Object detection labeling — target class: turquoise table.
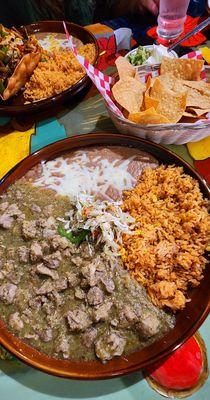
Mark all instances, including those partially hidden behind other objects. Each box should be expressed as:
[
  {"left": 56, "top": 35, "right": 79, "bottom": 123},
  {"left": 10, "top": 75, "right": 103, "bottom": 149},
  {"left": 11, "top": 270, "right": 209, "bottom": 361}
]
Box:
[{"left": 0, "top": 20, "right": 209, "bottom": 400}]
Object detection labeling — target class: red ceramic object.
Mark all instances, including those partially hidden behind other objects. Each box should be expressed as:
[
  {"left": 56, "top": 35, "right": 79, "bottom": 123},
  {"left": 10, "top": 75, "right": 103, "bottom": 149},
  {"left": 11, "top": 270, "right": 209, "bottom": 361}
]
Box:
[
  {"left": 195, "top": 159, "right": 210, "bottom": 186},
  {"left": 146, "top": 336, "right": 203, "bottom": 390}
]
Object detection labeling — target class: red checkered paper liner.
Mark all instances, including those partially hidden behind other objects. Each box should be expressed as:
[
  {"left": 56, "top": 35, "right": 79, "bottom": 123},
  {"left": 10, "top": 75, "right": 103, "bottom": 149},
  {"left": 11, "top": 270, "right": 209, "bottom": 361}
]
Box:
[
  {"left": 182, "top": 50, "right": 206, "bottom": 80},
  {"left": 63, "top": 22, "right": 208, "bottom": 124},
  {"left": 140, "top": 50, "right": 206, "bottom": 83},
  {"left": 63, "top": 22, "right": 123, "bottom": 117}
]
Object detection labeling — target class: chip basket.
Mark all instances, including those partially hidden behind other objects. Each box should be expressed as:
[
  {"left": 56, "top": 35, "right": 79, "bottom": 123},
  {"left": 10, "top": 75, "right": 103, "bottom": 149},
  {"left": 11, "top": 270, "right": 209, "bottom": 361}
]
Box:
[
  {"left": 105, "top": 57, "right": 210, "bottom": 145},
  {"left": 63, "top": 23, "right": 210, "bottom": 145},
  {"left": 105, "top": 103, "right": 210, "bottom": 145}
]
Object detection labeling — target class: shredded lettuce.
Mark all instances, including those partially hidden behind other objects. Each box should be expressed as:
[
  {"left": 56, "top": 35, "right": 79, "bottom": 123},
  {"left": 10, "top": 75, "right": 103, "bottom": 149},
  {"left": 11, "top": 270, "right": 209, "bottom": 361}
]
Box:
[{"left": 58, "top": 198, "right": 135, "bottom": 254}]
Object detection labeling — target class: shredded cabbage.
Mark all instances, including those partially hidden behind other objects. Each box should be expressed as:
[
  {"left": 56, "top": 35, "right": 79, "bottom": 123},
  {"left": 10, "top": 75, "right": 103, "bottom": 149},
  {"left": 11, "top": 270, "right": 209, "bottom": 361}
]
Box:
[{"left": 57, "top": 196, "right": 135, "bottom": 255}]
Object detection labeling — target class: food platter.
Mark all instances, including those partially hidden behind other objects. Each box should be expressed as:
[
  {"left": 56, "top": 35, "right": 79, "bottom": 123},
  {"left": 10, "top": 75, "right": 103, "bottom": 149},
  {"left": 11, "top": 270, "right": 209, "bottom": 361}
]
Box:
[
  {"left": 0, "top": 21, "right": 99, "bottom": 116},
  {"left": 0, "top": 133, "right": 209, "bottom": 379}
]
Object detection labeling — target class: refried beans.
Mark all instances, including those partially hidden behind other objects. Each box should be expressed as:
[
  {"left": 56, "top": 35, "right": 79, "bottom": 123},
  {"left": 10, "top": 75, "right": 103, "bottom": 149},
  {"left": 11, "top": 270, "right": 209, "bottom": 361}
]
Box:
[{"left": 23, "top": 146, "right": 158, "bottom": 201}]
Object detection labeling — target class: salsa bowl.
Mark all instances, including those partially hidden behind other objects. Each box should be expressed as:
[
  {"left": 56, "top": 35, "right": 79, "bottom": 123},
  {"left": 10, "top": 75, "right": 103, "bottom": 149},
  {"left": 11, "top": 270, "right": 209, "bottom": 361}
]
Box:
[{"left": 125, "top": 45, "right": 178, "bottom": 70}]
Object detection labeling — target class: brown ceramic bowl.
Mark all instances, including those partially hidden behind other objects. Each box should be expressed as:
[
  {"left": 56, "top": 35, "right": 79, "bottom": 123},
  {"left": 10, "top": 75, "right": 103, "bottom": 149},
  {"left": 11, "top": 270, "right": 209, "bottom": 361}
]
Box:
[
  {"left": 0, "top": 21, "right": 99, "bottom": 116},
  {"left": 0, "top": 133, "right": 209, "bottom": 379}
]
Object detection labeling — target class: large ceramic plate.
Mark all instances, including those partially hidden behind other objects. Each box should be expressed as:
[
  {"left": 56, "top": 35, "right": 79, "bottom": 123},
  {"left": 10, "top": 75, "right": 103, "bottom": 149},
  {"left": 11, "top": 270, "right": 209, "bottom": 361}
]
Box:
[
  {"left": 0, "top": 133, "right": 209, "bottom": 379},
  {"left": 0, "top": 21, "right": 99, "bottom": 116}
]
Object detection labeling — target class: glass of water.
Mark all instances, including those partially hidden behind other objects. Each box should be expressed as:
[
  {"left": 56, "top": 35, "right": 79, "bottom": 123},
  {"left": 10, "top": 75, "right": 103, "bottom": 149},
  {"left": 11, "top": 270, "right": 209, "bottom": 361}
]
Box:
[{"left": 157, "top": 0, "right": 191, "bottom": 40}]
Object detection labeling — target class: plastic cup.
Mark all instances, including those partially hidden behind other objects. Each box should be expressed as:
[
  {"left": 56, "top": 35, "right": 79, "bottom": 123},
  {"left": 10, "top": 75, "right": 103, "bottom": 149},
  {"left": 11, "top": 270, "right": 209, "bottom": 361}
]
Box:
[{"left": 157, "top": 0, "right": 191, "bottom": 40}]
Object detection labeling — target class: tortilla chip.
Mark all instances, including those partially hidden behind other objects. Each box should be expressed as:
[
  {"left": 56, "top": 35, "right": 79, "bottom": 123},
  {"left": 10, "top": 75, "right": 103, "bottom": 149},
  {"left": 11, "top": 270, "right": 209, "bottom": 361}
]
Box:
[
  {"left": 150, "top": 78, "right": 187, "bottom": 123},
  {"left": 182, "top": 79, "right": 210, "bottom": 91},
  {"left": 3, "top": 52, "right": 41, "bottom": 100},
  {"left": 181, "top": 79, "right": 210, "bottom": 97},
  {"left": 158, "top": 75, "right": 199, "bottom": 114},
  {"left": 183, "top": 111, "right": 199, "bottom": 118},
  {"left": 160, "top": 57, "right": 204, "bottom": 81},
  {"left": 144, "top": 92, "right": 159, "bottom": 110},
  {"left": 137, "top": 114, "right": 170, "bottom": 124},
  {"left": 146, "top": 75, "right": 152, "bottom": 90},
  {"left": 185, "top": 87, "right": 210, "bottom": 109},
  {"left": 162, "top": 76, "right": 210, "bottom": 110},
  {"left": 128, "top": 107, "right": 170, "bottom": 124},
  {"left": 146, "top": 75, "right": 156, "bottom": 89},
  {"left": 187, "top": 107, "right": 210, "bottom": 116},
  {"left": 129, "top": 107, "right": 157, "bottom": 122},
  {"left": 166, "top": 78, "right": 210, "bottom": 108},
  {"left": 141, "top": 76, "right": 158, "bottom": 110},
  {"left": 158, "top": 73, "right": 184, "bottom": 94},
  {"left": 115, "top": 56, "right": 135, "bottom": 80},
  {"left": 180, "top": 115, "right": 205, "bottom": 123},
  {"left": 112, "top": 77, "right": 145, "bottom": 113}
]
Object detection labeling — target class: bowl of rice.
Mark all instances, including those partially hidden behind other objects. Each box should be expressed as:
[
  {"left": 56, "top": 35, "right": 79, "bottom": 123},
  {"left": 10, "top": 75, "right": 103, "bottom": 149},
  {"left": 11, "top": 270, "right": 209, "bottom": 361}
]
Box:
[{"left": 0, "top": 21, "right": 99, "bottom": 115}]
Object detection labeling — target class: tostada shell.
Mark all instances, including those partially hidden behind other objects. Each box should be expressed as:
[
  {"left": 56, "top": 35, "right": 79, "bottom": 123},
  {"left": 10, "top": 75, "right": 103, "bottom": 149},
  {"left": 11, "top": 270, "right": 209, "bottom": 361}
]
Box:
[{"left": 2, "top": 51, "right": 41, "bottom": 100}]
